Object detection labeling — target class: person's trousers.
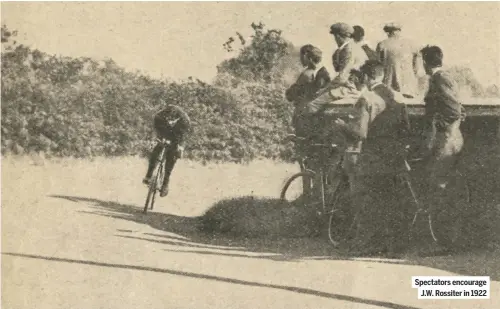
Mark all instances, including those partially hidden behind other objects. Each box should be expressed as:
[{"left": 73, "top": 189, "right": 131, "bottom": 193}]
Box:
[
  {"left": 424, "top": 120, "right": 464, "bottom": 187},
  {"left": 146, "top": 143, "right": 179, "bottom": 188}
]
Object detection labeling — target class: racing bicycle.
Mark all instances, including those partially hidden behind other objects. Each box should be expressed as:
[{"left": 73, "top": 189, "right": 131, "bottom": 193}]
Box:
[{"left": 143, "top": 138, "right": 173, "bottom": 213}]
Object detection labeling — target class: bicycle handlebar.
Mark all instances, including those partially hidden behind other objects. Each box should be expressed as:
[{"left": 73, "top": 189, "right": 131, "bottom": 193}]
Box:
[
  {"left": 284, "top": 134, "right": 338, "bottom": 149},
  {"left": 156, "top": 138, "right": 172, "bottom": 145}
]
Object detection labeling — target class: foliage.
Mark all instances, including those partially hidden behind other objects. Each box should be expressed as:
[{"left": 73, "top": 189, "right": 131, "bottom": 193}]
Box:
[
  {"left": 216, "top": 22, "right": 302, "bottom": 87},
  {"left": 446, "top": 66, "right": 485, "bottom": 98},
  {"left": 1, "top": 23, "right": 297, "bottom": 162},
  {"left": 485, "top": 84, "right": 500, "bottom": 98}
]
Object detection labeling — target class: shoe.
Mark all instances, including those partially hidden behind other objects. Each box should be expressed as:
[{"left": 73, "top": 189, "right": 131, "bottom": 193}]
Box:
[
  {"left": 142, "top": 177, "right": 151, "bottom": 185},
  {"left": 160, "top": 185, "right": 169, "bottom": 197}
]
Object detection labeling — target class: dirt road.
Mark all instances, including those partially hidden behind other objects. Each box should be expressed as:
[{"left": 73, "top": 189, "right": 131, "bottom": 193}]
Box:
[{"left": 2, "top": 157, "right": 499, "bottom": 309}]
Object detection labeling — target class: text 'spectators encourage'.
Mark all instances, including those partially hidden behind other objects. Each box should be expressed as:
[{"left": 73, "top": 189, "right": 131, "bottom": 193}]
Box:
[{"left": 411, "top": 276, "right": 490, "bottom": 299}]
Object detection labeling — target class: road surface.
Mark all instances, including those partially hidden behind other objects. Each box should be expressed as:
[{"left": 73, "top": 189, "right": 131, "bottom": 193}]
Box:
[{"left": 2, "top": 157, "right": 499, "bottom": 309}]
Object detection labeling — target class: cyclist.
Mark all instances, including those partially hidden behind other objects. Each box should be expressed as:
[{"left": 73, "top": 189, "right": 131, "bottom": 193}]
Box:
[
  {"left": 334, "top": 59, "right": 411, "bottom": 255},
  {"left": 143, "top": 103, "right": 191, "bottom": 197},
  {"left": 418, "top": 45, "right": 466, "bottom": 209}
]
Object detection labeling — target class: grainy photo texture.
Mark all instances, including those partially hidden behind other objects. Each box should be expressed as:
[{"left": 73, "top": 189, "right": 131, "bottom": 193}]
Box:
[{"left": 1, "top": 2, "right": 500, "bottom": 309}]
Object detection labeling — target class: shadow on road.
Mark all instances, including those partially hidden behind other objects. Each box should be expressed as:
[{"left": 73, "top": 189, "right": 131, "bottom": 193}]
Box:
[
  {"left": 50, "top": 194, "right": 500, "bottom": 280},
  {"left": 2, "top": 252, "right": 420, "bottom": 309},
  {"left": 50, "top": 194, "right": 339, "bottom": 260}
]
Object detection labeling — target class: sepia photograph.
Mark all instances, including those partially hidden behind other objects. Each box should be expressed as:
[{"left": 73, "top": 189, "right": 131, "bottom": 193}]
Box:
[{"left": 1, "top": 1, "right": 500, "bottom": 308}]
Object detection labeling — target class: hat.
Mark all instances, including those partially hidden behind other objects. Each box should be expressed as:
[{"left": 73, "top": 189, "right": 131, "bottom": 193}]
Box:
[
  {"left": 329, "top": 23, "right": 354, "bottom": 36},
  {"left": 383, "top": 22, "right": 402, "bottom": 32}
]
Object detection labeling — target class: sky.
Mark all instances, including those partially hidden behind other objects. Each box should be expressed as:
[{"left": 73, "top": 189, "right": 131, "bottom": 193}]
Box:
[{"left": 2, "top": 2, "right": 500, "bottom": 86}]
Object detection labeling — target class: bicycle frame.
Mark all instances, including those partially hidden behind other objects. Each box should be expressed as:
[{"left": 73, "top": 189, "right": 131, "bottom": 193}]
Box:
[
  {"left": 398, "top": 145, "right": 469, "bottom": 247},
  {"left": 143, "top": 138, "right": 173, "bottom": 213},
  {"left": 287, "top": 134, "right": 345, "bottom": 214}
]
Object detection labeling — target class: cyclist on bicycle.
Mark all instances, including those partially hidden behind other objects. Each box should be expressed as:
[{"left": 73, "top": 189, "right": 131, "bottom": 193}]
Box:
[
  {"left": 334, "top": 59, "right": 412, "bottom": 255},
  {"left": 143, "top": 103, "right": 191, "bottom": 197}
]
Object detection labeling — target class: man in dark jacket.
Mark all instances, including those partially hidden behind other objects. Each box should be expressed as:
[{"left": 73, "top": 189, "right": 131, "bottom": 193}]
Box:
[
  {"left": 334, "top": 60, "right": 411, "bottom": 255},
  {"left": 419, "top": 45, "right": 466, "bottom": 204},
  {"left": 143, "top": 103, "right": 191, "bottom": 197},
  {"left": 286, "top": 44, "right": 331, "bottom": 141}
]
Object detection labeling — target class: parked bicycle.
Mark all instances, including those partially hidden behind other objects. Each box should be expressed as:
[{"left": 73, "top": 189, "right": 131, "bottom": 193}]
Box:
[
  {"left": 398, "top": 145, "right": 471, "bottom": 249},
  {"left": 143, "top": 138, "right": 173, "bottom": 213},
  {"left": 280, "top": 134, "right": 355, "bottom": 246}
]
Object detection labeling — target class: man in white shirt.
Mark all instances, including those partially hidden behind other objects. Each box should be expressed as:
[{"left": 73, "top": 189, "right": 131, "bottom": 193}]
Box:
[{"left": 376, "top": 23, "right": 421, "bottom": 98}]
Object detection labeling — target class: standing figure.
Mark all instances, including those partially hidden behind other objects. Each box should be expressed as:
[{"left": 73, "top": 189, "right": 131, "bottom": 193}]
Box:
[
  {"left": 419, "top": 45, "right": 466, "bottom": 206},
  {"left": 376, "top": 23, "right": 421, "bottom": 97}
]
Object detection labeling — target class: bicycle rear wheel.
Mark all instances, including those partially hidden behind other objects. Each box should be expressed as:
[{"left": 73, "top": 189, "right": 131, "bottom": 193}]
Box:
[
  {"left": 327, "top": 175, "right": 355, "bottom": 246},
  {"left": 428, "top": 172, "right": 470, "bottom": 249},
  {"left": 280, "top": 171, "right": 314, "bottom": 203}
]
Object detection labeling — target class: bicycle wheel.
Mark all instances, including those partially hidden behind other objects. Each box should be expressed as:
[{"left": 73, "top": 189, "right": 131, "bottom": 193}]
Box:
[
  {"left": 150, "top": 160, "right": 165, "bottom": 211},
  {"left": 428, "top": 172, "right": 470, "bottom": 249},
  {"left": 327, "top": 175, "right": 355, "bottom": 246},
  {"left": 398, "top": 174, "right": 421, "bottom": 244},
  {"left": 143, "top": 149, "right": 166, "bottom": 213},
  {"left": 280, "top": 171, "right": 314, "bottom": 203}
]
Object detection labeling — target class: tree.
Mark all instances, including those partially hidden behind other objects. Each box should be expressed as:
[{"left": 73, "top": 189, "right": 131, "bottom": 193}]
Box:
[
  {"left": 216, "top": 22, "right": 300, "bottom": 85},
  {"left": 485, "top": 84, "right": 500, "bottom": 98},
  {"left": 447, "top": 66, "right": 485, "bottom": 97},
  {"left": 1, "top": 24, "right": 19, "bottom": 52}
]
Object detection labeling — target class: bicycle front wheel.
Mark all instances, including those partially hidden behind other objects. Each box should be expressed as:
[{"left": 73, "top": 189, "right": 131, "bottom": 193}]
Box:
[
  {"left": 280, "top": 171, "right": 314, "bottom": 203},
  {"left": 144, "top": 154, "right": 165, "bottom": 213},
  {"left": 428, "top": 172, "right": 470, "bottom": 249}
]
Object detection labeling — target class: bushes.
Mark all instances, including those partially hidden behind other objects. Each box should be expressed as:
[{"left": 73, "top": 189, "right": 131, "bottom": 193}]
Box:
[{"left": 1, "top": 45, "right": 297, "bottom": 162}]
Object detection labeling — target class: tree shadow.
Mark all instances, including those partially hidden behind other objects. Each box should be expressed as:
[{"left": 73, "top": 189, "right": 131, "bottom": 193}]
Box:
[
  {"left": 2, "top": 252, "right": 420, "bottom": 309},
  {"left": 50, "top": 194, "right": 340, "bottom": 260},
  {"left": 50, "top": 194, "right": 500, "bottom": 280}
]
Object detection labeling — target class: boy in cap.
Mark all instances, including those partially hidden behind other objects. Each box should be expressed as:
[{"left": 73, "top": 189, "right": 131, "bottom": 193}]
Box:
[
  {"left": 305, "top": 23, "right": 364, "bottom": 115},
  {"left": 330, "top": 22, "right": 361, "bottom": 92},
  {"left": 376, "top": 22, "right": 421, "bottom": 98}
]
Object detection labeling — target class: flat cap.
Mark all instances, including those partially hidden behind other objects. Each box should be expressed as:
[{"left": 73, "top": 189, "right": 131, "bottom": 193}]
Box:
[
  {"left": 383, "top": 22, "right": 402, "bottom": 32},
  {"left": 329, "top": 23, "right": 354, "bottom": 36}
]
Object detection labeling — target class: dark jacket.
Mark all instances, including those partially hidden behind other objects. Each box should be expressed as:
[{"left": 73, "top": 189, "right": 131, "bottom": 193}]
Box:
[
  {"left": 286, "top": 66, "right": 331, "bottom": 104},
  {"left": 424, "top": 69, "right": 466, "bottom": 131},
  {"left": 153, "top": 105, "right": 191, "bottom": 145}
]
